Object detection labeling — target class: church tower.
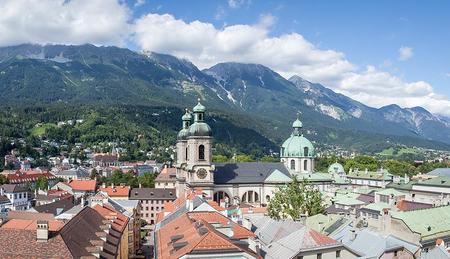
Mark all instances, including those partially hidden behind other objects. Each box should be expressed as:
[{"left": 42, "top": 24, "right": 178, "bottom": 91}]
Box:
[
  {"left": 175, "top": 109, "right": 191, "bottom": 167},
  {"left": 280, "top": 114, "right": 315, "bottom": 174},
  {"left": 176, "top": 99, "right": 215, "bottom": 198}
]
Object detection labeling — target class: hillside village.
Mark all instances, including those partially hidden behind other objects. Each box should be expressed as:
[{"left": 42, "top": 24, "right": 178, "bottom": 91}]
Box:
[{"left": 0, "top": 101, "right": 450, "bottom": 258}]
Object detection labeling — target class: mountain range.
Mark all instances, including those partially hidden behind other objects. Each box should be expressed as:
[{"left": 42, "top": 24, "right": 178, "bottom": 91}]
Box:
[{"left": 0, "top": 44, "right": 449, "bottom": 153}]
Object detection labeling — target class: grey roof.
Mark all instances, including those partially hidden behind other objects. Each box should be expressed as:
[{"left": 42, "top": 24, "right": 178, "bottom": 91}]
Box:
[
  {"left": 213, "top": 162, "right": 291, "bottom": 184},
  {"left": 247, "top": 216, "right": 345, "bottom": 259},
  {"left": 56, "top": 168, "right": 89, "bottom": 178},
  {"left": 107, "top": 198, "right": 139, "bottom": 217},
  {"left": 0, "top": 184, "right": 28, "bottom": 193},
  {"left": 420, "top": 245, "right": 450, "bottom": 259},
  {"left": 33, "top": 198, "right": 75, "bottom": 216},
  {"left": 0, "top": 195, "right": 10, "bottom": 204},
  {"left": 427, "top": 168, "right": 450, "bottom": 177},
  {"left": 331, "top": 228, "right": 419, "bottom": 258},
  {"left": 129, "top": 188, "right": 176, "bottom": 200}
]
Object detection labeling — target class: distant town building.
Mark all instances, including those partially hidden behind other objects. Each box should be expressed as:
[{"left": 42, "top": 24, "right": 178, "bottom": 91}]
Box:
[{"left": 129, "top": 188, "right": 176, "bottom": 224}]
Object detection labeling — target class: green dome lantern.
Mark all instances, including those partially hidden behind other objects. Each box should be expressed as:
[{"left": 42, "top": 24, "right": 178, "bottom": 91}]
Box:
[
  {"left": 177, "top": 108, "right": 192, "bottom": 140},
  {"left": 280, "top": 114, "right": 315, "bottom": 157},
  {"left": 188, "top": 99, "right": 212, "bottom": 137}
]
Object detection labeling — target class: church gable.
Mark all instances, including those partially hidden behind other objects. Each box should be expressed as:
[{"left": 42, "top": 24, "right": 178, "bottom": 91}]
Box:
[{"left": 264, "top": 169, "right": 293, "bottom": 183}]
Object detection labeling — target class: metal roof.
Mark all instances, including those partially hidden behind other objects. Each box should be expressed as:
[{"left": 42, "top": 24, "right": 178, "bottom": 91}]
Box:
[{"left": 213, "top": 162, "right": 291, "bottom": 184}]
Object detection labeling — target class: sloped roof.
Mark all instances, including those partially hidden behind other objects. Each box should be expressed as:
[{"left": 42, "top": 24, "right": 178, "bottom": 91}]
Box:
[
  {"left": 33, "top": 198, "right": 75, "bottom": 216},
  {"left": 333, "top": 228, "right": 419, "bottom": 258},
  {"left": 427, "top": 168, "right": 450, "bottom": 177},
  {"left": 156, "top": 213, "right": 257, "bottom": 258},
  {"left": 1, "top": 218, "right": 64, "bottom": 232},
  {"left": 265, "top": 169, "right": 293, "bottom": 183},
  {"left": 187, "top": 211, "right": 255, "bottom": 239},
  {"left": 420, "top": 245, "right": 450, "bottom": 259},
  {"left": 0, "top": 184, "right": 28, "bottom": 193},
  {"left": 0, "top": 229, "right": 73, "bottom": 258},
  {"left": 391, "top": 205, "right": 450, "bottom": 241},
  {"left": 68, "top": 179, "right": 96, "bottom": 191},
  {"left": 251, "top": 216, "right": 342, "bottom": 259},
  {"left": 214, "top": 162, "right": 290, "bottom": 184},
  {"left": 129, "top": 188, "right": 176, "bottom": 200},
  {"left": 396, "top": 200, "right": 433, "bottom": 212},
  {"left": 100, "top": 185, "right": 130, "bottom": 197}
]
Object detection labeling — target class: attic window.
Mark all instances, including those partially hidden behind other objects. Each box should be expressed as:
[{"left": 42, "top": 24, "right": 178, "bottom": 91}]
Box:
[
  {"left": 173, "top": 241, "right": 188, "bottom": 251},
  {"left": 170, "top": 234, "right": 184, "bottom": 243},
  {"left": 150, "top": 192, "right": 154, "bottom": 196},
  {"left": 198, "top": 227, "right": 208, "bottom": 235},
  {"left": 428, "top": 226, "right": 432, "bottom": 231}
]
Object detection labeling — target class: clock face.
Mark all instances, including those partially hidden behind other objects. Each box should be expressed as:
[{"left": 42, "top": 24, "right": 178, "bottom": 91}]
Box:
[{"left": 196, "top": 168, "right": 208, "bottom": 179}]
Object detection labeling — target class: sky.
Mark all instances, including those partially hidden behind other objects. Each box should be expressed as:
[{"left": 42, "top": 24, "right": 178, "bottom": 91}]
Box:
[{"left": 1, "top": 0, "right": 450, "bottom": 115}]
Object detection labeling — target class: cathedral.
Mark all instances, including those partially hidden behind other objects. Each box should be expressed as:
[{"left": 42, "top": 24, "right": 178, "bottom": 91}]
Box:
[{"left": 174, "top": 100, "right": 333, "bottom": 206}]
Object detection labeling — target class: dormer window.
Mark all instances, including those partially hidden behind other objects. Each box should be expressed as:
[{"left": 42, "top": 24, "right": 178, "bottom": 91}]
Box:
[{"left": 290, "top": 160, "right": 295, "bottom": 170}]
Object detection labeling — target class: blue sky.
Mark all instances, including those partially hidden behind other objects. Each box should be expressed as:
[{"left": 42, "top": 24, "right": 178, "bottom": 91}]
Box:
[
  {"left": 128, "top": 0, "right": 450, "bottom": 98},
  {"left": 1, "top": 0, "right": 449, "bottom": 115}
]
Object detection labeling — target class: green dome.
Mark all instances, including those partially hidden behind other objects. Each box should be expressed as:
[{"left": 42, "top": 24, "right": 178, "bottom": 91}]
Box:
[
  {"left": 281, "top": 135, "right": 315, "bottom": 157},
  {"left": 182, "top": 111, "right": 192, "bottom": 121},
  {"left": 177, "top": 128, "right": 189, "bottom": 140},
  {"left": 292, "top": 118, "right": 303, "bottom": 128},
  {"left": 328, "top": 162, "right": 345, "bottom": 174},
  {"left": 193, "top": 100, "right": 206, "bottom": 113},
  {"left": 188, "top": 122, "right": 212, "bottom": 137}
]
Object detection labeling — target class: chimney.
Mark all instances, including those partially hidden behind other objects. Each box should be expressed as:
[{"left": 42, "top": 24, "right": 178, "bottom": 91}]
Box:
[
  {"left": 139, "top": 183, "right": 142, "bottom": 188},
  {"left": 111, "top": 183, "right": 114, "bottom": 188},
  {"left": 350, "top": 229, "right": 357, "bottom": 241},
  {"left": 299, "top": 214, "right": 307, "bottom": 225},
  {"left": 36, "top": 220, "right": 49, "bottom": 242},
  {"left": 0, "top": 187, "right": 3, "bottom": 196},
  {"left": 102, "top": 182, "right": 106, "bottom": 188}
]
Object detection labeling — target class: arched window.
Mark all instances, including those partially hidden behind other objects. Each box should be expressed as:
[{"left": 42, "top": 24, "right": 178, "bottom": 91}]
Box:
[
  {"left": 242, "top": 191, "right": 259, "bottom": 203},
  {"left": 199, "top": 145, "right": 205, "bottom": 160},
  {"left": 213, "top": 191, "right": 230, "bottom": 203},
  {"left": 304, "top": 147, "right": 309, "bottom": 157},
  {"left": 304, "top": 160, "right": 308, "bottom": 171},
  {"left": 265, "top": 195, "right": 271, "bottom": 202},
  {"left": 290, "top": 159, "right": 295, "bottom": 170}
]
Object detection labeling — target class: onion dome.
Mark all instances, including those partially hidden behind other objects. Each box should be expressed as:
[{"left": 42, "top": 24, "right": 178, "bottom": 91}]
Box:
[
  {"left": 177, "top": 109, "right": 192, "bottom": 140},
  {"left": 280, "top": 114, "right": 315, "bottom": 157},
  {"left": 188, "top": 99, "right": 212, "bottom": 137}
]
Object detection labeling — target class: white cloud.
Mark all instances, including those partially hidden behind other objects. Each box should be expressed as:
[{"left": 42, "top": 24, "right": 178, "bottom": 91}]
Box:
[
  {"left": 133, "top": 13, "right": 450, "bottom": 115},
  {"left": 228, "top": 0, "right": 251, "bottom": 9},
  {"left": 0, "top": 0, "right": 131, "bottom": 47},
  {"left": 398, "top": 46, "right": 413, "bottom": 61}
]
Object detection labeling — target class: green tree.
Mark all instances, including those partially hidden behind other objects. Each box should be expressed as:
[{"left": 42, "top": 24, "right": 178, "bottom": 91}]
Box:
[
  {"left": 344, "top": 156, "right": 379, "bottom": 172},
  {"left": 90, "top": 168, "right": 98, "bottom": 180},
  {"left": 0, "top": 174, "right": 8, "bottom": 185},
  {"left": 138, "top": 172, "right": 156, "bottom": 188},
  {"left": 213, "top": 155, "right": 229, "bottom": 163},
  {"left": 235, "top": 154, "right": 253, "bottom": 162},
  {"left": 382, "top": 160, "right": 415, "bottom": 176},
  {"left": 268, "top": 178, "right": 324, "bottom": 220},
  {"left": 260, "top": 156, "right": 279, "bottom": 163},
  {"left": 36, "top": 176, "right": 48, "bottom": 190}
]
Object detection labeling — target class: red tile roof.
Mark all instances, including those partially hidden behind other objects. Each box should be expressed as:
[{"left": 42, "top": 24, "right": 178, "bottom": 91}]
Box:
[
  {"left": 6, "top": 170, "right": 56, "bottom": 184},
  {"left": 99, "top": 185, "right": 130, "bottom": 197},
  {"left": 1, "top": 219, "right": 64, "bottom": 232},
  {"left": 156, "top": 214, "right": 257, "bottom": 258},
  {"left": 0, "top": 229, "right": 73, "bottom": 259},
  {"left": 187, "top": 211, "right": 255, "bottom": 240},
  {"left": 93, "top": 204, "right": 129, "bottom": 233},
  {"left": 206, "top": 201, "right": 226, "bottom": 211},
  {"left": 396, "top": 200, "right": 433, "bottom": 211},
  {"left": 68, "top": 179, "right": 97, "bottom": 191}
]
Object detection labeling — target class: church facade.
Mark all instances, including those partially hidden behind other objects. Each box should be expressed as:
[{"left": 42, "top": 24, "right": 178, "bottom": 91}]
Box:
[{"left": 174, "top": 100, "right": 333, "bottom": 207}]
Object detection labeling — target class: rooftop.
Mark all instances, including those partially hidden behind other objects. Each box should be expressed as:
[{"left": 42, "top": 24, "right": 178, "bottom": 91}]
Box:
[
  {"left": 99, "top": 185, "right": 130, "bottom": 197},
  {"left": 391, "top": 205, "right": 450, "bottom": 241},
  {"left": 67, "top": 179, "right": 97, "bottom": 191},
  {"left": 129, "top": 188, "right": 176, "bottom": 200}
]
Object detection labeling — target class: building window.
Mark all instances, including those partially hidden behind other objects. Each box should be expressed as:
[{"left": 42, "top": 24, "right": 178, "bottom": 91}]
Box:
[
  {"left": 304, "top": 160, "right": 308, "bottom": 171},
  {"left": 242, "top": 191, "right": 259, "bottom": 203},
  {"left": 304, "top": 147, "right": 309, "bottom": 157},
  {"left": 185, "top": 147, "right": 188, "bottom": 161},
  {"left": 266, "top": 195, "right": 271, "bottom": 202},
  {"left": 317, "top": 253, "right": 322, "bottom": 259},
  {"left": 336, "top": 250, "right": 341, "bottom": 258},
  {"left": 290, "top": 160, "right": 295, "bottom": 170},
  {"left": 199, "top": 145, "right": 205, "bottom": 160}
]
